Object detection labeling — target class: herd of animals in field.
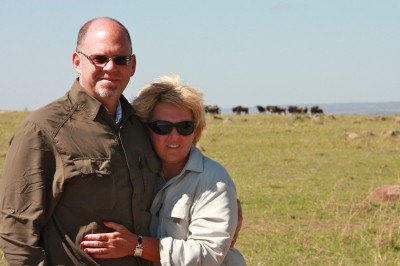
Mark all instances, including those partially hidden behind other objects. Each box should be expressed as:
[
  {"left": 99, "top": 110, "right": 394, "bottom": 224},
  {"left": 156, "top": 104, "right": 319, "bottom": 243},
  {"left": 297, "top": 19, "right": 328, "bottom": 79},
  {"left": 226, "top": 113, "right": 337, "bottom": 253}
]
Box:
[{"left": 204, "top": 105, "right": 324, "bottom": 115}]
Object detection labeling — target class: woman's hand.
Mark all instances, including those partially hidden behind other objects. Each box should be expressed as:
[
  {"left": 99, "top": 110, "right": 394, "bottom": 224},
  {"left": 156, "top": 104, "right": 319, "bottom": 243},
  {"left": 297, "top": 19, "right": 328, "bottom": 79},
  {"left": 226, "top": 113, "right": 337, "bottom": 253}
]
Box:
[
  {"left": 80, "top": 221, "right": 137, "bottom": 259},
  {"left": 231, "top": 199, "right": 243, "bottom": 247}
]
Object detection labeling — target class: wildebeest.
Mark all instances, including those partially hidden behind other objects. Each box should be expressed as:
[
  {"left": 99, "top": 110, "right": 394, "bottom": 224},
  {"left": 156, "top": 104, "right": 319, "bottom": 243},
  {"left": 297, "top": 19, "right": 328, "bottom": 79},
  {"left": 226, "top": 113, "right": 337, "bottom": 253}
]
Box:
[
  {"left": 287, "top": 106, "right": 308, "bottom": 114},
  {"left": 232, "top": 105, "right": 249, "bottom": 115},
  {"left": 310, "top": 105, "right": 324, "bottom": 115},
  {"left": 256, "top": 105, "right": 266, "bottom": 113},
  {"left": 205, "top": 105, "right": 220, "bottom": 114},
  {"left": 266, "top": 105, "right": 286, "bottom": 114}
]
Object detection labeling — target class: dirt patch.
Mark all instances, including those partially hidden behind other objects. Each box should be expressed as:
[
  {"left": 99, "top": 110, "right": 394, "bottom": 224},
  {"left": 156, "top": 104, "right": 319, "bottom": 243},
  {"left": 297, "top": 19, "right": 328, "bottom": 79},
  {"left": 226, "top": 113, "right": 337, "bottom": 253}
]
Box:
[{"left": 367, "top": 184, "right": 400, "bottom": 202}]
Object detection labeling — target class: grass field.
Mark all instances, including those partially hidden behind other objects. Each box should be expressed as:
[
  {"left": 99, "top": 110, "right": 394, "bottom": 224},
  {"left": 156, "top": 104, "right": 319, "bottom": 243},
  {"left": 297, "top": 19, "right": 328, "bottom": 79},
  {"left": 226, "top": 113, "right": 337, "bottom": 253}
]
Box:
[{"left": 2, "top": 111, "right": 400, "bottom": 265}]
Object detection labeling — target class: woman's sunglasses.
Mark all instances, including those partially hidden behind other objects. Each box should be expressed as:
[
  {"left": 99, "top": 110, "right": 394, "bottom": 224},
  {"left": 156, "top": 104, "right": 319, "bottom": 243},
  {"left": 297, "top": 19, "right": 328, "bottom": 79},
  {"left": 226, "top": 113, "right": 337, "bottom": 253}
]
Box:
[{"left": 148, "top": 120, "right": 195, "bottom": 136}]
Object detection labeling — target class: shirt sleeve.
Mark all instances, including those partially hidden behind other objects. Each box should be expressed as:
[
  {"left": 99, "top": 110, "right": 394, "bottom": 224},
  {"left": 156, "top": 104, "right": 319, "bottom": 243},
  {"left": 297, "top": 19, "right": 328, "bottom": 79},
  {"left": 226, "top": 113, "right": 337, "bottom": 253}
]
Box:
[
  {"left": 159, "top": 178, "right": 238, "bottom": 266},
  {"left": 0, "top": 121, "right": 57, "bottom": 265},
  {"left": 221, "top": 247, "right": 247, "bottom": 266}
]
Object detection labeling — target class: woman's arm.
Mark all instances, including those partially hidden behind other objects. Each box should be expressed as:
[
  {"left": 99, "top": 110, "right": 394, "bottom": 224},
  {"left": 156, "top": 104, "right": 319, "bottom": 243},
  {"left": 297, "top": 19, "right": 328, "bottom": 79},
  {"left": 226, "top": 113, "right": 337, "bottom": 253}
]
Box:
[{"left": 80, "top": 221, "right": 160, "bottom": 262}]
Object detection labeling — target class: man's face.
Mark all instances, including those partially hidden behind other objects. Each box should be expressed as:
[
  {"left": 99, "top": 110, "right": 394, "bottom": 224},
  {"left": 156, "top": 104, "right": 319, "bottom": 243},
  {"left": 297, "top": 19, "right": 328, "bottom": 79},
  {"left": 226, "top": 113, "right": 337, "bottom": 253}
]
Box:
[{"left": 73, "top": 20, "right": 135, "bottom": 108}]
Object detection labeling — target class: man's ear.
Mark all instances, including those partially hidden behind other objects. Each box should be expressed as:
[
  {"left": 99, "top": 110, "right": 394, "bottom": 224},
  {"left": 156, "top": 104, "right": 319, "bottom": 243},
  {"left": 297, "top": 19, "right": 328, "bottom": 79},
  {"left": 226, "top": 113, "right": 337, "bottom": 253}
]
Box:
[
  {"left": 72, "top": 52, "right": 82, "bottom": 75},
  {"left": 130, "top": 54, "right": 137, "bottom": 77}
]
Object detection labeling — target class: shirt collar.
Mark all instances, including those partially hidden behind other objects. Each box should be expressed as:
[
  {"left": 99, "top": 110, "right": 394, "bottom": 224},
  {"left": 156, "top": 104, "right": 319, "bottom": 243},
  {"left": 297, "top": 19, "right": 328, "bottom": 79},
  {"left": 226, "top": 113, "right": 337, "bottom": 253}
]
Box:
[
  {"left": 115, "top": 101, "right": 122, "bottom": 124},
  {"left": 69, "top": 79, "right": 134, "bottom": 123},
  {"left": 184, "top": 146, "right": 204, "bottom": 173},
  {"left": 161, "top": 146, "right": 204, "bottom": 186}
]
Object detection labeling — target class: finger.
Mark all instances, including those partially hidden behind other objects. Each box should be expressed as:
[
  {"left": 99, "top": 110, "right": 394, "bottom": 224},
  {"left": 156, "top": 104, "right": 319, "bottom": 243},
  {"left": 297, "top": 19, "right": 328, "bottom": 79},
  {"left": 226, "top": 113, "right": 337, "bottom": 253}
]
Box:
[
  {"left": 83, "top": 247, "right": 110, "bottom": 254},
  {"left": 84, "top": 233, "right": 110, "bottom": 241},
  {"left": 81, "top": 240, "right": 108, "bottom": 248}
]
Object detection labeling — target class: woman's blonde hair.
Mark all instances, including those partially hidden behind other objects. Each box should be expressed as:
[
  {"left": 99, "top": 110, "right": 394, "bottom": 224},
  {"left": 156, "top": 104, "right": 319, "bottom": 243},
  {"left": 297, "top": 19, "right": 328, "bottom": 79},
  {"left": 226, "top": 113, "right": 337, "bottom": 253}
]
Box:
[{"left": 132, "top": 74, "right": 206, "bottom": 144}]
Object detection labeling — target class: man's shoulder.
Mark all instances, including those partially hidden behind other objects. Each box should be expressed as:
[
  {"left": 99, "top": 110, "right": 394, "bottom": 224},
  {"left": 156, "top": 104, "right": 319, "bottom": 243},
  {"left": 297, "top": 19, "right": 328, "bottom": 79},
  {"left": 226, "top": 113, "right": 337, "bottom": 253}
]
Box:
[{"left": 25, "top": 93, "right": 73, "bottom": 133}]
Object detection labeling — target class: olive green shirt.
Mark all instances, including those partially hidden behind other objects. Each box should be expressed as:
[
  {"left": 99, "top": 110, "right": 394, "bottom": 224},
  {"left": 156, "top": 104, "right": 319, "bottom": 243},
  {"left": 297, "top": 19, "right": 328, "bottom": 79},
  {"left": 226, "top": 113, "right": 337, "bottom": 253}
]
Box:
[{"left": 0, "top": 80, "right": 160, "bottom": 266}]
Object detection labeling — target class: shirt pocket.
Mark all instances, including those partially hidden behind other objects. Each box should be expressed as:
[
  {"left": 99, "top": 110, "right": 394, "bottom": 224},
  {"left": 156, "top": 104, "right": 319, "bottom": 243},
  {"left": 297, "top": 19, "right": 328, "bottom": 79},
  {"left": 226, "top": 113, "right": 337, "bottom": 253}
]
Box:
[
  {"left": 66, "top": 158, "right": 114, "bottom": 210},
  {"left": 73, "top": 158, "right": 111, "bottom": 176},
  {"left": 163, "top": 194, "right": 193, "bottom": 239}
]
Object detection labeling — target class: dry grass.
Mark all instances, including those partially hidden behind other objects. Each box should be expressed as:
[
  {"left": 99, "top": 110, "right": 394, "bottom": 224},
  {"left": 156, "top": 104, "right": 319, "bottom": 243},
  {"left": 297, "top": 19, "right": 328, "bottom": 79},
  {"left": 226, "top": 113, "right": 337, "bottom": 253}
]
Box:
[
  {"left": 2, "top": 112, "right": 400, "bottom": 265},
  {"left": 200, "top": 114, "right": 400, "bottom": 265}
]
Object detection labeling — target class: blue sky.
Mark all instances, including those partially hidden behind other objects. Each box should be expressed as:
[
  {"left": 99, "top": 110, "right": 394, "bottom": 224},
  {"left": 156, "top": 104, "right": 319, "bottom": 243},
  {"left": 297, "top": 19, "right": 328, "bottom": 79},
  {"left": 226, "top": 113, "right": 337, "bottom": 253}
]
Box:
[{"left": 1, "top": 1, "right": 399, "bottom": 111}]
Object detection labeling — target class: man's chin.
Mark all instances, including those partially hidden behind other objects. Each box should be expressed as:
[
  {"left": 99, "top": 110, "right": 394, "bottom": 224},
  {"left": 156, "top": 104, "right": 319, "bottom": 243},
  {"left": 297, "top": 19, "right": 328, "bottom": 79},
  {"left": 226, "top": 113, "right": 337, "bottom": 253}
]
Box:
[{"left": 98, "top": 88, "right": 119, "bottom": 99}]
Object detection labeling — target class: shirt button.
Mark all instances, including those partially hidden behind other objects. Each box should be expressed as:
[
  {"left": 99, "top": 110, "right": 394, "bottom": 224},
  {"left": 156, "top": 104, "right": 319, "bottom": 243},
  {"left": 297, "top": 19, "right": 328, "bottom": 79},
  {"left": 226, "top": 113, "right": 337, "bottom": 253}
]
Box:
[{"left": 9, "top": 209, "right": 15, "bottom": 214}]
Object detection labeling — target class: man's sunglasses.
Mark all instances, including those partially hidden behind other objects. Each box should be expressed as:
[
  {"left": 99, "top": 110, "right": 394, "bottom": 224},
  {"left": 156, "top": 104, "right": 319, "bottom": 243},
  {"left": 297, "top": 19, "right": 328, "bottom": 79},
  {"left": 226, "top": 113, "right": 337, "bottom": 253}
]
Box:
[
  {"left": 77, "top": 51, "right": 134, "bottom": 67},
  {"left": 148, "top": 120, "right": 195, "bottom": 136}
]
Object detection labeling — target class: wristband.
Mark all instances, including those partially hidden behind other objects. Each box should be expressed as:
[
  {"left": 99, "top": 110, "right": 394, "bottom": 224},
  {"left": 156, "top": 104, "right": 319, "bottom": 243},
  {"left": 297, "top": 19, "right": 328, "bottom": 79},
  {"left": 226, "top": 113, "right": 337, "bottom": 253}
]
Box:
[{"left": 134, "top": 235, "right": 143, "bottom": 257}]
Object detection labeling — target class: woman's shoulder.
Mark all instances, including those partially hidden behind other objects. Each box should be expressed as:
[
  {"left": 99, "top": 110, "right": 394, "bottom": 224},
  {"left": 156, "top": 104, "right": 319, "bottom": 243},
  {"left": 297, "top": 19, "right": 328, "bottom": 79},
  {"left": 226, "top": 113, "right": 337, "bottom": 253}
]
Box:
[
  {"left": 187, "top": 147, "right": 236, "bottom": 191},
  {"left": 195, "top": 149, "right": 230, "bottom": 178}
]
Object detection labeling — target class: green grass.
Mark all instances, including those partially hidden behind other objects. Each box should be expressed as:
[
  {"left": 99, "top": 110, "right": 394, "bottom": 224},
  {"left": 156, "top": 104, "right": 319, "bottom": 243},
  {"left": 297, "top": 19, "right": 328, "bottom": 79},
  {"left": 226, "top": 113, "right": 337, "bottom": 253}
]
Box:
[
  {"left": 2, "top": 112, "right": 400, "bottom": 265},
  {"left": 0, "top": 111, "right": 30, "bottom": 265},
  {"left": 0, "top": 111, "right": 29, "bottom": 173}
]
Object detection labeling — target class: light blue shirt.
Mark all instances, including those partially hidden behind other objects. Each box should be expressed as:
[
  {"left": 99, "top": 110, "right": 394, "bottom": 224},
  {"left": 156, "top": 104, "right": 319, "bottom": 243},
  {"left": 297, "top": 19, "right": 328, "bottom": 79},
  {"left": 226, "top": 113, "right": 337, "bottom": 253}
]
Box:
[
  {"left": 115, "top": 101, "right": 122, "bottom": 124},
  {"left": 150, "top": 147, "right": 242, "bottom": 265}
]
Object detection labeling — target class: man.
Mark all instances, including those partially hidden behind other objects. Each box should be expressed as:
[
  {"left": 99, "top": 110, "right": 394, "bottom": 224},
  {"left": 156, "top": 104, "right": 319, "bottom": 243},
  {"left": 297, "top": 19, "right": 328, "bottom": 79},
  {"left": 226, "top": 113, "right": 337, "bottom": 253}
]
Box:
[{"left": 0, "top": 17, "right": 160, "bottom": 265}]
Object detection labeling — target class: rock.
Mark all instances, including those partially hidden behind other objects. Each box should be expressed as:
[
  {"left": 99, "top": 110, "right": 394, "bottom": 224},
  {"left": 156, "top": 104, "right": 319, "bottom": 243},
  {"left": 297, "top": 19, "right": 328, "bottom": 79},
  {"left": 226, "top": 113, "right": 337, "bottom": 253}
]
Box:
[
  {"left": 380, "top": 130, "right": 397, "bottom": 137},
  {"left": 327, "top": 114, "right": 336, "bottom": 120},
  {"left": 346, "top": 132, "right": 359, "bottom": 139},
  {"left": 367, "top": 184, "right": 400, "bottom": 202}
]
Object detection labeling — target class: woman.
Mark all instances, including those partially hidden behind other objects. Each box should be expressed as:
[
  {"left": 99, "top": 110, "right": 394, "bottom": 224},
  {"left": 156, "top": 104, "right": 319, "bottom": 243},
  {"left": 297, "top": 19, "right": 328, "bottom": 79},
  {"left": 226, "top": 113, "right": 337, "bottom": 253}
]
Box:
[{"left": 80, "top": 74, "right": 245, "bottom": 265}]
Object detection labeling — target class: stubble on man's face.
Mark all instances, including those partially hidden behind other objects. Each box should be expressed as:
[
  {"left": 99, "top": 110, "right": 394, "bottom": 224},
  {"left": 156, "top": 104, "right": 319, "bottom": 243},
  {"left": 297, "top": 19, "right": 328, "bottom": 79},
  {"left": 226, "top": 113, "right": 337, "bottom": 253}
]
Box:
[{"left": 98, "top": 86, "right": 119, "bottom": 99}]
